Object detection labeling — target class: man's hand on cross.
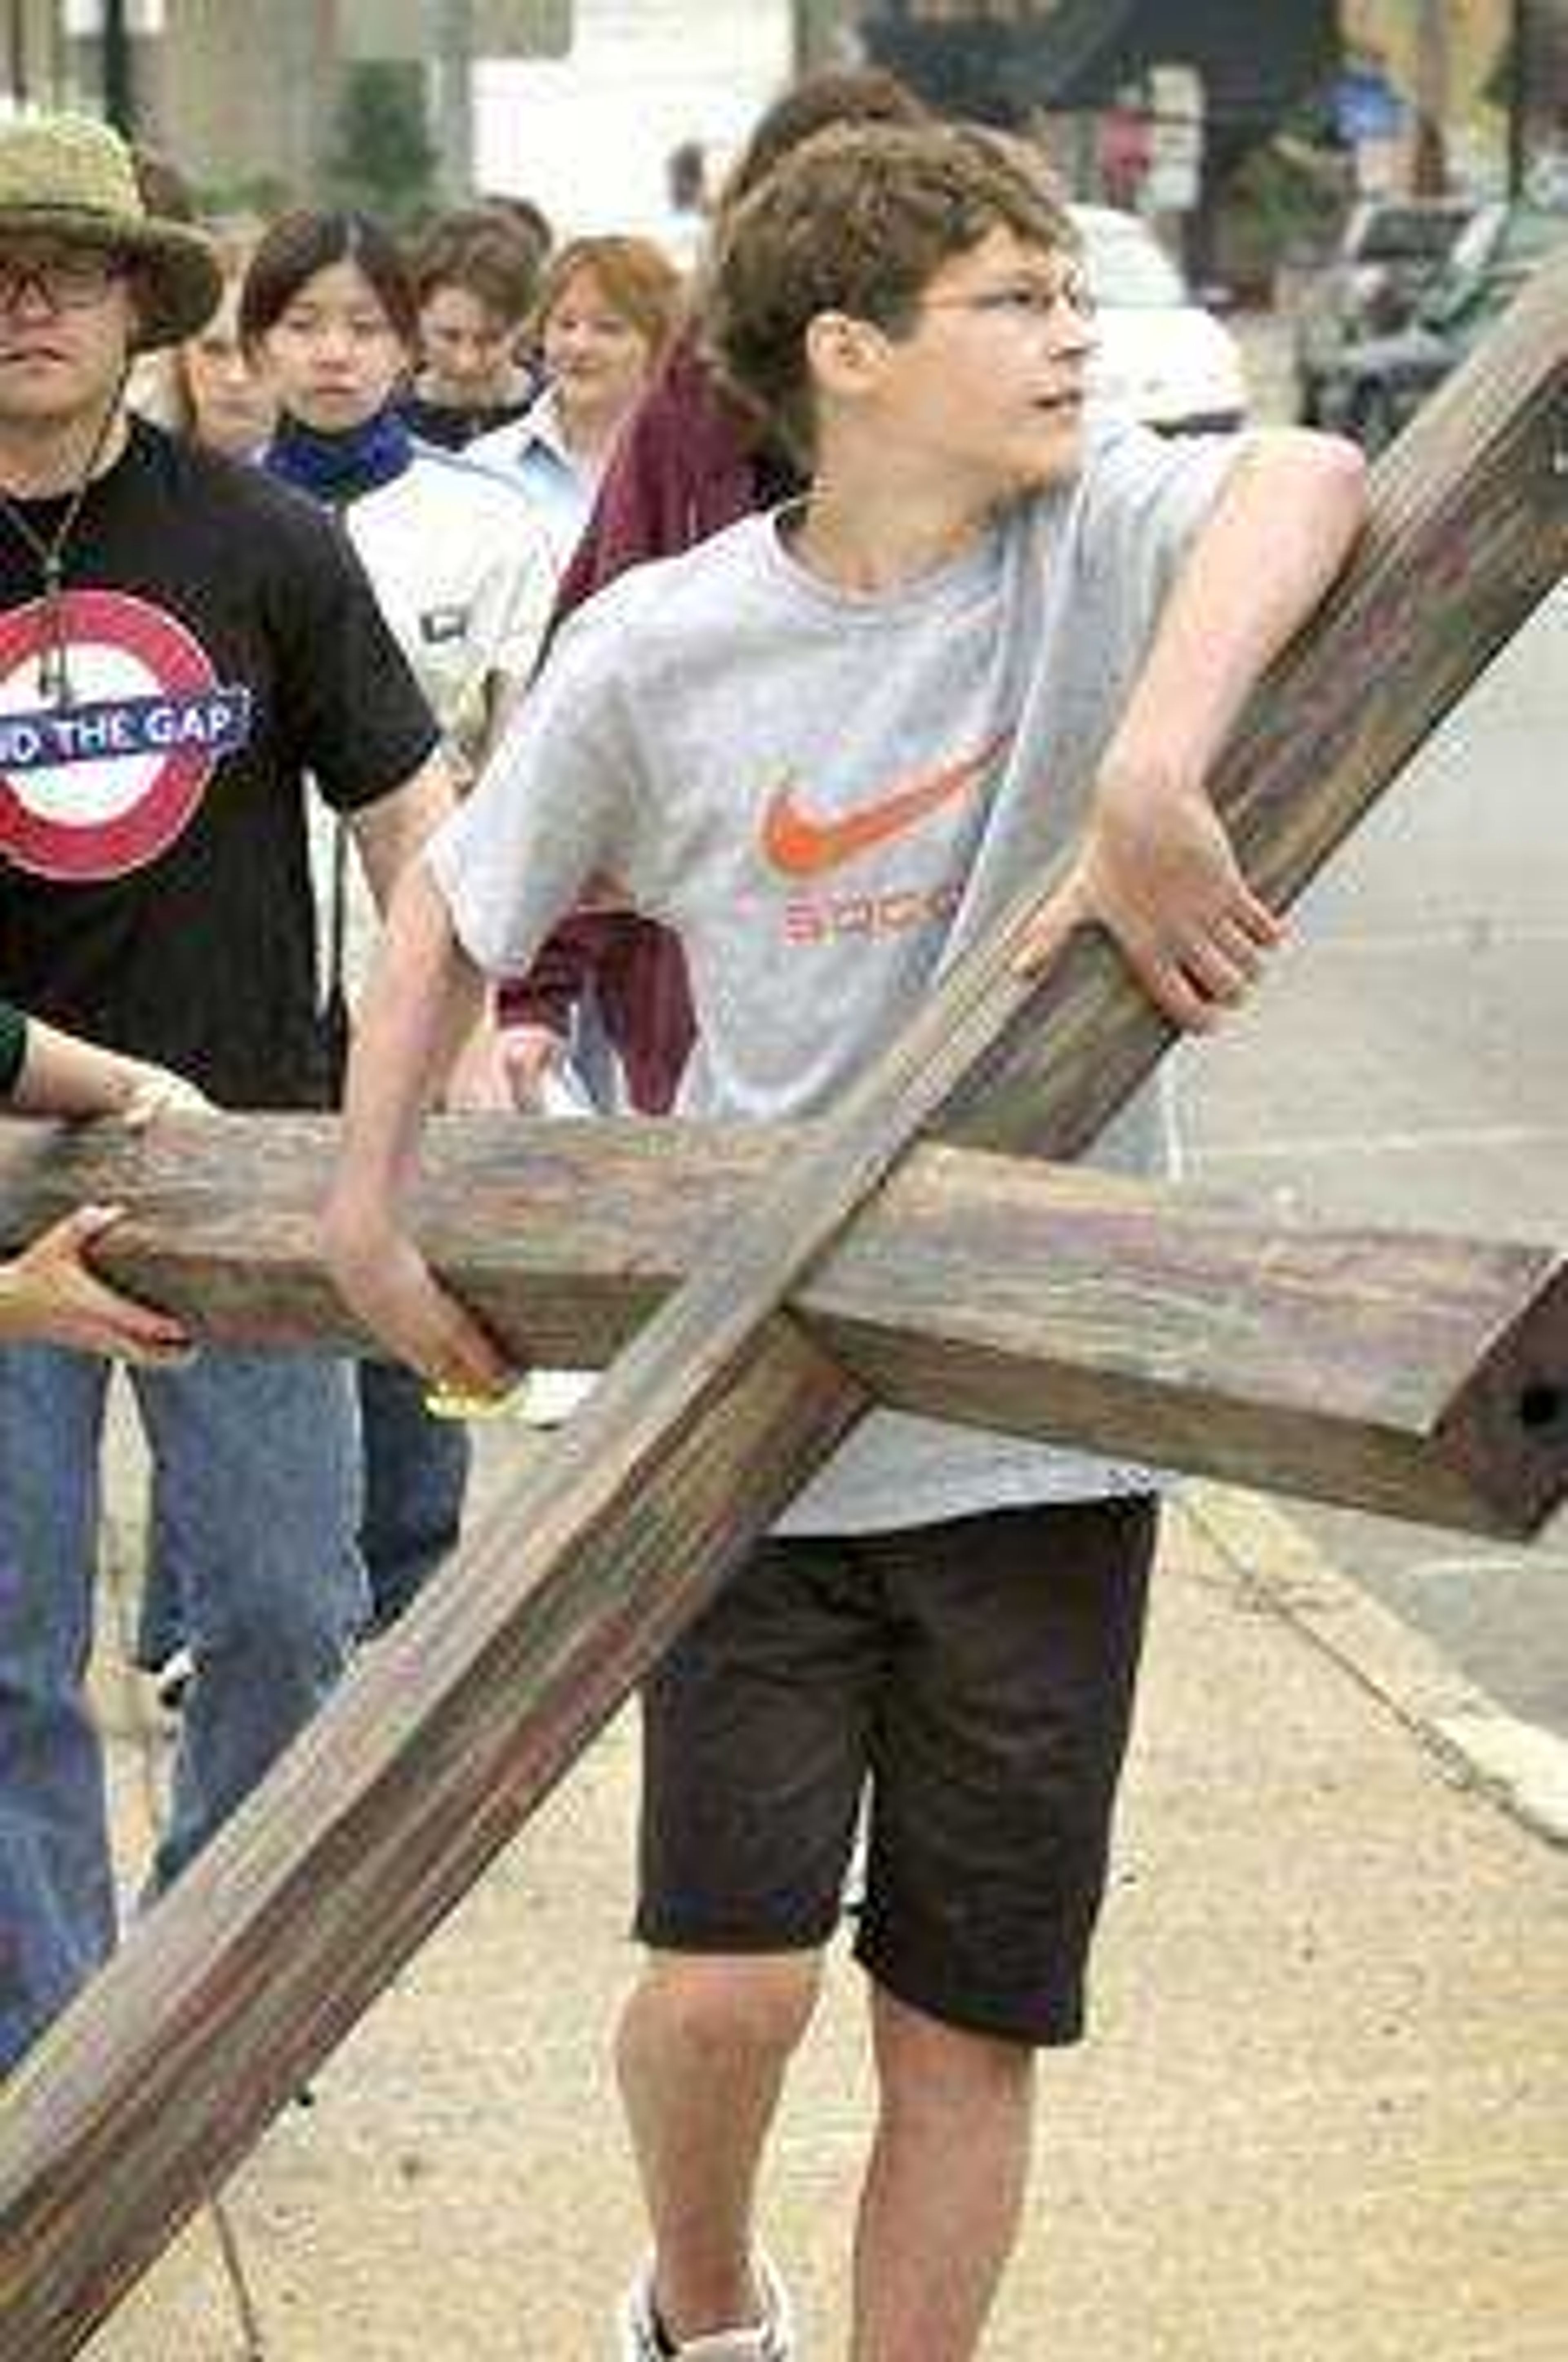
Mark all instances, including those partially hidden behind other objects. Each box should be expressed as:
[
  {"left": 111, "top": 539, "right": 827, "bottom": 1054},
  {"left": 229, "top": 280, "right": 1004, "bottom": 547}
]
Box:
[
  {"left": 1018, "top": 761, "right": 1285, "bottom": 1030},
  {"left": 0, "top": 1205, "right": 196, "bottom": 1364}
]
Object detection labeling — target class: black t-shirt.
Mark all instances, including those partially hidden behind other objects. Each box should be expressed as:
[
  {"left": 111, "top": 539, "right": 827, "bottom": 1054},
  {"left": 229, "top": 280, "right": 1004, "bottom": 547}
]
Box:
[{"left": 0, "top": 419, "right": 439, "bottom": 1107}]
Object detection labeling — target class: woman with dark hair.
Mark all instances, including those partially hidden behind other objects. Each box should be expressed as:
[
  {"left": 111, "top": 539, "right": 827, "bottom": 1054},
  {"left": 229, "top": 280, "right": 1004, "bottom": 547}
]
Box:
[
  {"left": 238, "top": 207, "right": 556, "bottom": 1627},
  {"left": 243, "top": 207, "right": 554, "bottom": 784}
]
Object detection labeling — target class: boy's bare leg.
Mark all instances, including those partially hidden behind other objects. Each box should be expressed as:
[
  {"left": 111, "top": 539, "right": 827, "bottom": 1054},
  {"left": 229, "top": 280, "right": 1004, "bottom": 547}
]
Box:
[
  {"left": 851, "top": 1984, "right": 1037, "bottom": 2362},
  {"left": 616, "top": 1950, "right": 822, "bottom": 2340}
]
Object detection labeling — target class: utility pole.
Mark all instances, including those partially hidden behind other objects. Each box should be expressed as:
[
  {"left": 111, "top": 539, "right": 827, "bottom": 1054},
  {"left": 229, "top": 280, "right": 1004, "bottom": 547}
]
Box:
[
  {"left": 6, "top": 0, "right": 25, "bottom": 108},
  {"left": 1509, "top": 0, "right": 1530, "bottom": 198},
  {"left": 102, "top": 0, "right": 135, "bottom": 134},
  {"left": 434, "top": 0, "right": 475, "bottom": 202},
  {"left": 1412, "top": 0, "right": 1450, "bottom": 192}
]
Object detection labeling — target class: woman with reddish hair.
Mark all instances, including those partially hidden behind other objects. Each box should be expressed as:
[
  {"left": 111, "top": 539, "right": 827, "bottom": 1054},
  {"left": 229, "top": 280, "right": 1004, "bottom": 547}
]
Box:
[{"left": 470, "top": 233, "right": 683, "bottom": 569}]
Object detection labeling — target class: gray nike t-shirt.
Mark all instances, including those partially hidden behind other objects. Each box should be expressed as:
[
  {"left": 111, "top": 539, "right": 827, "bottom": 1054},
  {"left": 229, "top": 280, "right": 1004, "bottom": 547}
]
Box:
[{"left": 430, "top": 417, "right": 1240, "bottom": 1533}]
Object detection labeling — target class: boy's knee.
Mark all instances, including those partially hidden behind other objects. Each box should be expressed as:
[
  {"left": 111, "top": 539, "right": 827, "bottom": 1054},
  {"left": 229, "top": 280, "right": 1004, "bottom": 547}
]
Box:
[
  {"left": 624, "top": 1950, "right": 822, "bottom": 2072},
  {"left": 871, "top": 1983, "right": 1036, "bottom": 2117}
]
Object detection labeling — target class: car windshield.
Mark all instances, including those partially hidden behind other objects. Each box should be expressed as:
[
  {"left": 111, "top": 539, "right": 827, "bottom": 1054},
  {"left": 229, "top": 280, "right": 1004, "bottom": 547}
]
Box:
[
  {"left": 1499, "top": 207, "right": 1568, "bottom": 263},
  {"left": 1425, "top": 207, "right": 1568, "bottom": 319},
  {"left": 1074, "top": 212, "right": 1187, "bottom": 309},
  {"left": 1357, "top": 205, "right": 1468, "bottom": 262}
]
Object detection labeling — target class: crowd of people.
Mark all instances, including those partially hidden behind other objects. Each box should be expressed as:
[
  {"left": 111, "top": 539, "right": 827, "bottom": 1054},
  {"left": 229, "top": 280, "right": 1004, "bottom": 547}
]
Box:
[{"left": 0, "top": 69, "right": 1365, "bottom": 2362}]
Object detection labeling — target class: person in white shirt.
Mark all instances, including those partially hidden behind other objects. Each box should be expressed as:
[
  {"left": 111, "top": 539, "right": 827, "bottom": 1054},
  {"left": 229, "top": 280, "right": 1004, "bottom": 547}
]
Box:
[
  {"left": 240, "top": 205, "right": 557, "bottom": 1629},
  {"left": 243, "top": 208, "right": 556, "bottom": 789}
]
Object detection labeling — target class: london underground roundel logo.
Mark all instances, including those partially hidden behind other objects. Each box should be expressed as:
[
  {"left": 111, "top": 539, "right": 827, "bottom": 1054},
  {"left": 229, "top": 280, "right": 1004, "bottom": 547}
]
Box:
[{"left": 0, "top": 588, "right": 252, "bottom": 882}]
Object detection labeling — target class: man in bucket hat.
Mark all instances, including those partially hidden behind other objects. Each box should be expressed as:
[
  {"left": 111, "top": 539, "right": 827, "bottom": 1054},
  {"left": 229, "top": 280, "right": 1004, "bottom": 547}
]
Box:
[{"left": 0, "top": 114, "right": 463, "bottom": 2072}]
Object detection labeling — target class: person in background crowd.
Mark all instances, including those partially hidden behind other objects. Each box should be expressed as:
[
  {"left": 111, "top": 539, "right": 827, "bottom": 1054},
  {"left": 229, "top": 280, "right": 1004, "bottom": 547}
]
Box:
[
  {"left": 123, "top": 141, "right": 198, "bottom": 435},
  {"left": 246, "top": 207, "right": 555, "bottom": 789},
  {"left": 650, "top": 137, "right": 713, "bottom": 274},
  {"left": 404, "top": 205, "right": 543, "bottom": 452},
  {"left": 500, "top": 68, "right": 931, "bottom": 1125},
  {"left": 166, "top": 223, "right": 275, "bottom": 460},
  {"left": 479, "top": 190, "right": 554, "bottom": 270},
  {"left": 241, "top": 205, "right": 555, "bottom": 1628},
  {"left": 469, "top": 232, "right": 682, "bottom": 570},
  {"left": 0, "top": 1003, "right": 201, "bottom": 1358},
  {"left": 470, "top": 232, "right": 682, "bottom": 1134},
  {"left": 0, "top": 113, "right": 458, "bottom": 2074}
]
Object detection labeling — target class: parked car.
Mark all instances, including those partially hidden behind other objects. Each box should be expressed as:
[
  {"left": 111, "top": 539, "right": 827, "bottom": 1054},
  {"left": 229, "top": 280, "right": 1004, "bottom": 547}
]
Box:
[
  {"left": 1439, "top": 195, "right": 1568, "bottom": 287},
  {"left": 1316, "top": 203, "right": 1568, "bottom": 452},
  {"left": 1294, "top": 196, "right": 1475, "bottom": 423},
  {"left": 1072, "top": 203, "right": 1248, "bottom": 435}
]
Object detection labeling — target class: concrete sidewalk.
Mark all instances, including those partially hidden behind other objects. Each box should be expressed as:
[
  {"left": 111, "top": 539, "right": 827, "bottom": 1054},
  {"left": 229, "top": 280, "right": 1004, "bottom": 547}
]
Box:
[{"left": 75, "top": 1412, "right": 1568, "bottom": 2360}]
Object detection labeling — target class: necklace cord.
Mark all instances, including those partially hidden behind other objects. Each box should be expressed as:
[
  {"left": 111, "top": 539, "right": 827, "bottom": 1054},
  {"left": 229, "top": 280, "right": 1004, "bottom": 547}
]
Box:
[{"left": 0, "top": 365, "right": 130, "bottom": 708}]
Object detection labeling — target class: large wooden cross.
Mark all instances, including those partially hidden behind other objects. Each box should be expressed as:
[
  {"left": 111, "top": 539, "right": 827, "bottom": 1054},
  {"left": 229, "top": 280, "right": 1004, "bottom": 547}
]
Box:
[{"left": 0, "top": 263, "right": 1565, "bottom": 2357}]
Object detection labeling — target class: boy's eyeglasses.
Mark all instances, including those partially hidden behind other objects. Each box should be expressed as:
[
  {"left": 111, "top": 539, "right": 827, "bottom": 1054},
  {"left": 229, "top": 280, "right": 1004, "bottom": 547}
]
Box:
[
  {"left": 0, "top": 250, "right": 127, "bottom": 314},
  {"left": 920, "top": 272, "right": 1097, "bottom": 329}
]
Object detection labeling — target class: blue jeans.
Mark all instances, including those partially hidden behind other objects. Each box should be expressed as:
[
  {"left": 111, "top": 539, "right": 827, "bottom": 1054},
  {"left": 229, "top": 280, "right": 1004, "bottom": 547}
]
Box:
[
  {"left": 0, "top": 1344, "right": 367, "bottom": 2070},
  {"left": 133, "top": 1357, "right": 470, "bottom": 1658},
  {"left": 356, "top": 1359, "right": 471, "bottom": 1632}
]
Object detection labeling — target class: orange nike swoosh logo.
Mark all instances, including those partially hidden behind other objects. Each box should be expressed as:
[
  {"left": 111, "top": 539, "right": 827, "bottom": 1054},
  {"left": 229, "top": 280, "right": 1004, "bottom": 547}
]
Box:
[{"left": 762, "top": 729, "right": 1013, "bottom": 879}]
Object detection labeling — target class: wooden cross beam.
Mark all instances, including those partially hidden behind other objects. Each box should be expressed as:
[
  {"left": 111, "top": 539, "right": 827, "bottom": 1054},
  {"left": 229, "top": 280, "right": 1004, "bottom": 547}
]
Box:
[
  {"left": 0, "top": 259, "right": 1564, "bottom": 2356},
  {"left": 1, "top": 1114, "right": 1565, "bottom": 1538}
]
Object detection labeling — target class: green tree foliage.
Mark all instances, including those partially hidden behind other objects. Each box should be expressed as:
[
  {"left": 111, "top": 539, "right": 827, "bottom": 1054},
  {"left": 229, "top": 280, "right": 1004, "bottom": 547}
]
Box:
[{"left": 327, "top": 62, "right": 438, "bottom": 227}]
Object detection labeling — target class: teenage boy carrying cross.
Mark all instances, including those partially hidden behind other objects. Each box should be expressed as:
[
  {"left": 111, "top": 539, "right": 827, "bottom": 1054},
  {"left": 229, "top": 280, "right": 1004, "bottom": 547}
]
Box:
[{"left": 327, "top": 124, "right": 1365, "bottom": 2362}]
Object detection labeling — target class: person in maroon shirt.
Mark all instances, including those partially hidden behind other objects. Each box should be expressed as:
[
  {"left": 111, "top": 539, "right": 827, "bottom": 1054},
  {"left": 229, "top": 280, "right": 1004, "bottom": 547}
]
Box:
[{"left": 500, "top": 65, "right": 929, "bottom": 1118}]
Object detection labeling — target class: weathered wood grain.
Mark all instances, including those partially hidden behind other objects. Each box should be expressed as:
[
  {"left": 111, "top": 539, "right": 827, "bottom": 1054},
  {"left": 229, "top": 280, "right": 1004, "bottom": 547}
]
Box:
[
  {"left": 0, "top": 256, "right": 1564, "bottom": 2355},
  {"left": 1, "top": 1113, "right": 1564, "bottom": 1535}
]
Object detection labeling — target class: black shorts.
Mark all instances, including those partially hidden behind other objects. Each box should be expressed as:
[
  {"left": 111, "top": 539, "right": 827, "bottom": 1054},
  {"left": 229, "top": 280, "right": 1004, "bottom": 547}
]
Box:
[{"left": 636, "top": 1495, "right": 1157, "bottom": 2048}]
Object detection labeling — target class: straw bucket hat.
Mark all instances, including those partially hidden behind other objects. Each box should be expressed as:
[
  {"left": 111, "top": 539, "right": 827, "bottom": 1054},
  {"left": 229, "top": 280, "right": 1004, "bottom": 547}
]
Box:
[{"left": 0, "top": 113, "right": 220, "bottom": 349}]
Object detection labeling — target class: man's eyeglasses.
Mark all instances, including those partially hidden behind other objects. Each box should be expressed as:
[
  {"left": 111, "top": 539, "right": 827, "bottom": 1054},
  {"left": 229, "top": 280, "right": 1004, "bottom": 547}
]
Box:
[
  {"left": 920, "top": 271, "right": 1097, "bottom": 330},
  {"left": 0, "top": 250, "right": 127, "bottom": 315}
]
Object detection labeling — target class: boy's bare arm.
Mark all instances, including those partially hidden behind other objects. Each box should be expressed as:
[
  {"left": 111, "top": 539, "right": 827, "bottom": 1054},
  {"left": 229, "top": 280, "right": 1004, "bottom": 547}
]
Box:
[
  {"left": 345, "top": 755, "right": 456, "bottom": 914},
  {"left": 1021, "top": 426, "right": 1368, "bottom": 1027},
  {"left": 323, "top": 857, "right": 517, "bottom": 1397},
  {"left": 347, "top": 752, "right": 514, "bottom": 1112}
]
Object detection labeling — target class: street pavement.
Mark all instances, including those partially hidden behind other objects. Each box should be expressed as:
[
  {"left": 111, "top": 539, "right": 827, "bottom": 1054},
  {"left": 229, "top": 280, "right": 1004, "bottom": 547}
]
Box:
[
  {"left": 1202, "top": 316, "right": 1568, "bottom": 1775},
  {"left": 65, "top": 1411, "right": 1568, "bottom": 2360}
]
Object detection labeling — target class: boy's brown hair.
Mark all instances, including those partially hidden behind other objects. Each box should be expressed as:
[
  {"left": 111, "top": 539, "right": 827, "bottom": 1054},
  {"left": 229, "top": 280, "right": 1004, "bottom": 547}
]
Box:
[{"left": 706, "top": 122, "right": 1075, "bottom": 463}]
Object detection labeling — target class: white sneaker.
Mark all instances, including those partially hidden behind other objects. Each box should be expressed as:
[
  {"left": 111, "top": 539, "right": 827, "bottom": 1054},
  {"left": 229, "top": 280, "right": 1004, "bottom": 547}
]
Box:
[
  {"left": 618, "top": 2251, "right": 795, "bottom": 2360},
  {"left": 150, "top": 1644, "right": 194, "bottom": 1719},
  {"left": 517, "top": 1368, "right": 599, "bottom": 1428}
]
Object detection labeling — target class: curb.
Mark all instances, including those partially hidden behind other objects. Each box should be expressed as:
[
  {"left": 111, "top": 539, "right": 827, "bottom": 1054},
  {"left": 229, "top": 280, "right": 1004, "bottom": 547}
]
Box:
[{"left": 1181, "top": 1484, "right": 1568, "bottom": 1849}]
